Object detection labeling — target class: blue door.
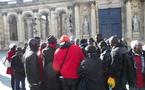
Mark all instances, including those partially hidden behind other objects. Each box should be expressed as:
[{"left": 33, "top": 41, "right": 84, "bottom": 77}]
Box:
[{"left": 99, "top": 8, "right": 122, "bottom": 39}]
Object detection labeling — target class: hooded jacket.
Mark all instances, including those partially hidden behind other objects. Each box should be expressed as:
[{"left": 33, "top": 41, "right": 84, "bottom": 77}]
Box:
[
  {"left": 79, "top": 53, "right": 106, "bottom": 90},
  {"left": 53, "top": 42, "right": 84, "bottom": 79}
]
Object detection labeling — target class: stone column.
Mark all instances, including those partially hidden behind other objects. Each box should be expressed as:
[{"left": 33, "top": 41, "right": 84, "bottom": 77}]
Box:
[
  {"left": 50, "top": 8, "right": 56, "bottom": 36},
  {"left": 126, "top": 1, "right": 132, "bottom": 42},
  {"left": 0, "top": 14, "right": 3, "bottom": 49},
  {"left": 121, "top": 1, "right": 126, "bottom": 39},
  {"left": 95, "top": 1, "right": 99, "bottom": 34},
  {"left": 2, "top": 12, "right": 9, "bottom": 48},
  {"left": 74, "top": 3, "right": 81, "bottom": 39},
  {"left": 17, "top": 10, "right": 25, "bottom": 43},
  {"left": 33, "top": 9, "right": 40, "bottom": 37},
  {"left": 36, "top": 17, "right": 41, "bottom": 38},
  {"left": 54, "top": 14, "right": 58, "bottom": 38},
  {"left": 91, "top": 2, "right": 97, "bottom": 38}
]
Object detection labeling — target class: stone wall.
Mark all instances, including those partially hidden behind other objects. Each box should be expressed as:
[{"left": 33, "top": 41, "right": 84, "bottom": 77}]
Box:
[{"left": 0, "top": 0, "right": 145, "bottom": 49}]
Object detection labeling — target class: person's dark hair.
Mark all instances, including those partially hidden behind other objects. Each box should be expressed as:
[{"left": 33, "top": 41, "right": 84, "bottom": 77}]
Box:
[
  {"left": 98, "top": 41, "right": 107, "bottom": 49},
  {"left": 34, "top": 36, "right": 40, "bottom": 40},
  {"left": 16, "top": 47, "right": 23, "bottom": 52},
  {"left": 85, "top": 45, "right": 97, "bottom": 53},
  {"left": 40, "top": 42, "right": 47, "bottom": 49},
  {"left": 88, "top": 38, "right": 95, "bottom": 42},
  {"left": 80, "top": 39, "right": 87, "bottom": 45},
  {"left": 34, "top": 36, "right": 40, "bottom": 44},
  {"left": 16, "top": 47, "right": 23, "bottom": 56},
  {"left": 95, "top": 34, "right": 103, "bottom": 43},
  {"left": 28, "top": 38, "right": 40, "bottom": 51}
]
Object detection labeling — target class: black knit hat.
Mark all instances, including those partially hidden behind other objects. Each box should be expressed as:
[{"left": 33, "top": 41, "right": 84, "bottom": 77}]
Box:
[
  {"left": 80, "top": 39, "right": 87, "bottom": 45},
  {"left": 47, "top": 35, "right": 57, "bottom": 44}
]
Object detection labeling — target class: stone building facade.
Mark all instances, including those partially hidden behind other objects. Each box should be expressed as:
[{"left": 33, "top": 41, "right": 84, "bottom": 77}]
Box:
[{"left": 0, "top": 0, "right": 145, "bottom": 49}]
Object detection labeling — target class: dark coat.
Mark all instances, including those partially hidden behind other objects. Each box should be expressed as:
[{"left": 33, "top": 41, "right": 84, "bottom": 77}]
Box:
[
  {"left": 79, "top": 54, "right": 106, "bottom": 90},
  {"left": 100, "top": 47, "right": 112, "bottom": 79},
  {"left": 11, "top": 54, "right": 25, "bottom": 79},
  {"left": 42, "top": 46, "right": 60, "bottom": 90},
  {"left": 24, "top": 51, "right": 41, "bottom": 85},
  {"left": 126, "top": 50, "right": 145, "bottom": 87},
  {"left": 42, "top": 46, "right": 57, "bottom": 79},
  {"left": 110, "top": 43, "right": 128, "bottom": 90},
  {"left": 43, "top": 46, "right": 56, "bottom": 68}
]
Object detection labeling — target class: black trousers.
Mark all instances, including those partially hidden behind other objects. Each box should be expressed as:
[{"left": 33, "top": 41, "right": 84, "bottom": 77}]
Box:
[
  {"left": 11, "top": 75, "right": 15, "bottom": 90},
  {"left": 61, "top": 78, "right": 79, "bottom": 90}
]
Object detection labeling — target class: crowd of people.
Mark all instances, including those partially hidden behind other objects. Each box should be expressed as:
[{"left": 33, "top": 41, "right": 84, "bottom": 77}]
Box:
[{"left": 4, "top": 34, "right": 145, "bottom": 90}]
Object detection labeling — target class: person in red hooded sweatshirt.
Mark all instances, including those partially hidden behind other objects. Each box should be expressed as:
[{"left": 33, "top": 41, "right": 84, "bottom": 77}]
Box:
[
  {"left": 6, "top": 43, "right": 17, "bottom": 90},
  {"left": 53, "top": 35, "right": 84, "bottom": 90}
]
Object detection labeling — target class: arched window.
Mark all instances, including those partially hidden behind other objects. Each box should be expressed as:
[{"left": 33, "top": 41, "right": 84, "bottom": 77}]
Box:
[{"left": 9, "top": 15, "right": 18, "bottom": 41}]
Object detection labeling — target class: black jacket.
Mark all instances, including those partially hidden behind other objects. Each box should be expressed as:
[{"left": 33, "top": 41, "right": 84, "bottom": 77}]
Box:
[
  {"left": 11, "top": 54, "right": 25, "bottom": 79},
  {"left": 24, "top": 51, "right": 41, "bottom": 85},
  {"left": 100, "top": 46, "right": 112, "bottom": 78},
  {"left": 43, "top": 46, "right": 56, "bottom": 68},
  {"left": 110, "top": 43, "right": 128, "bottom": 77},
  {"left": 110, "top": 43, "right": 128, "bottom": 90},
  {"left": 79, "top": 54, "right": 106, "bottom": 90},
  {"left": 42, "top": 46, "right": 60, "bottom": 90}
]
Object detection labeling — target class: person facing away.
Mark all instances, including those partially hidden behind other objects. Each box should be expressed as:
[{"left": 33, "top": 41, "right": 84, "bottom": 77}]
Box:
[
  {"left": 80, "top": 39, "right": 88, "bottom": 58},
  {"left": 6, "top": 43, "right": 17, "bottom": 90},
  {"left": 42, "top": 35, "right": 60, "bottom": 90},
  {"left": 126, "top": 40, "right": 145, "bottom": 90},
  {"left": 11, "top": 47, "right": 26, "bottom": 90},
  {"left": 109, "top": 35, "right": 128, "bottom": 90},
  {"left": 53, "top": 35, "right": 84, "bottom": 90},
  {"left": 78, "top": 45, "right": 106, "bottom": 90},
  {"left": 24, "top": 38, "right": 41, "bottom": 90}
]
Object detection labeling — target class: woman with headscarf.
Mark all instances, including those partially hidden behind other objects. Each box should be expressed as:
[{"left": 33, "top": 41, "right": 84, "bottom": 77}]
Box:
[{"left": 6, "top": 43, "right": 17, "bottom": 90}]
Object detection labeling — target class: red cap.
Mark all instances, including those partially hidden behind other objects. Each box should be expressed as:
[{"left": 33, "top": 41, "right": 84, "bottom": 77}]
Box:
[{"left": 60, "top": 35, "right": 70, "bottom": 43}]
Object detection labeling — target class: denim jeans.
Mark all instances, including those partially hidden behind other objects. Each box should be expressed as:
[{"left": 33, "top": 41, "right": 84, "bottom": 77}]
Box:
[{"left": 14, "top": 78, "right": 26, "bottom": 90}]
